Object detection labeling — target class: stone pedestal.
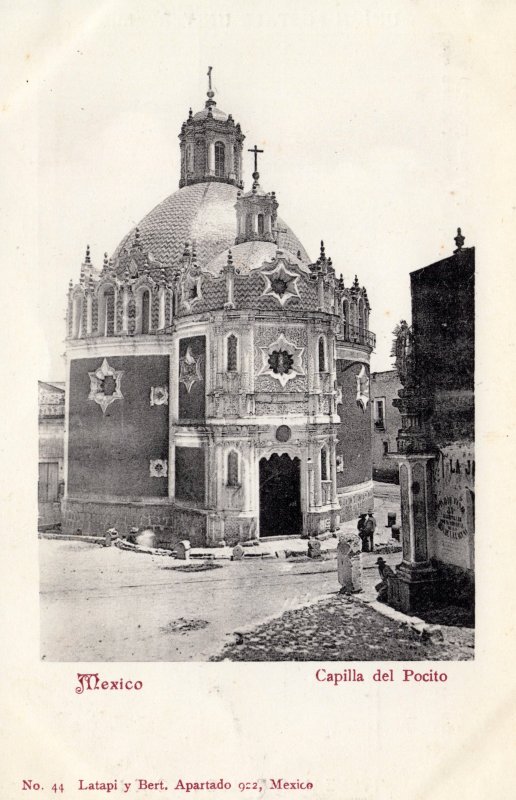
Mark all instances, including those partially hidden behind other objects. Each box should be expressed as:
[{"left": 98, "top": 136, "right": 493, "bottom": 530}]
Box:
[
  {"left": 176, "top": 540, "right": 191, "bottom": 560},
  {"left": 337, "top": 533, "right": 362, "bottom": 593},
  {"left": 393, "top": 454, "right": 438, "bottom": 612}
]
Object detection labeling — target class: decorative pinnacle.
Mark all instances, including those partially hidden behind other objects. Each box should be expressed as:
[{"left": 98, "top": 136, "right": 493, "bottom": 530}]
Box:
[
  {"left": 320, "top": 240, "right": 326, "bottom": 261},
  {"left": 207, "top": 66, "right": 214, "bottom": 98},
  {"left": 454, "top": 227, "right": 465, "bottom": 252},
  {"left": 103, "top": 252, "right": 109, "bottom": 268},
  {"left": 352, "top": 275, "right": 360, "bottom": 291},
  {"left": 183, "top": 241, "right": 191, "bottom": 257},
  {"left": 133, "top": 227, "right": 141, "bottom": 248},
  {"left": 227, "top": 249, "right": 233, "bottom": 265},
  {"left": 85, "top": 245, "right": 91, "bottom": 264},
  {"left": 188, "top": 107, "right": 193, "bottom": 119}
]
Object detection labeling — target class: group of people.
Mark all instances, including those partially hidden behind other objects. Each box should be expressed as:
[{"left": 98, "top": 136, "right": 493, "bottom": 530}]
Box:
[{"left": 357, "top": 512, "right": 377, "bottom": 553}]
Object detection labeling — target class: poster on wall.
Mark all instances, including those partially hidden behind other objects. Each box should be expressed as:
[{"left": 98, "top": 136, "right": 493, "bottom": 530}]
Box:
[{"left": 1, "top": 1, "right": 515, "bottom": 798}]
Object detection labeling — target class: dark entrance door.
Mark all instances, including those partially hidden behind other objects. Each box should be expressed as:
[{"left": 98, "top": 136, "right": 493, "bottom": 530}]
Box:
[{"left": 259, "top": 453, "right": 302, "bottom": 537}]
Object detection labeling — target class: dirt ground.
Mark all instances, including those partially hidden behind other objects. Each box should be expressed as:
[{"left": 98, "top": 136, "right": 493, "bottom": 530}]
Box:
[{"left": 39, "top": 529, "right": 473, "bottom": 662}]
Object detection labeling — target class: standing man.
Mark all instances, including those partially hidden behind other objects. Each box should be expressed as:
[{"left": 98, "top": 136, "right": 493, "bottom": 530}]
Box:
[
  {"left": 364, "top": 512, "right": 377, "bottom": 553},
  {"left": 357, "top": 513, "right": 367, "bottom": 552}
]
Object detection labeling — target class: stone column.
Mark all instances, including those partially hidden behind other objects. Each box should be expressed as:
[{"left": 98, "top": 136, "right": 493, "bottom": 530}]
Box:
[
  {"left": 394, "top": 453, "right": 437, "bottom": 612},
  {"left": 329, "top": 438, "right": 338, "bottom": 504},
  {"left": 317, "top": 275, "right": 325, "bottom": 310},
  {"left": 313, "top": 445, "right": 322, "bottom": 508},
  {"left": 113, "top": 288, "right": 119, "bottom": 333},
  {"left": 228, "top": 141, "right": 235, "bottom": 180},
  {"left": 168, "top": 440, "right": 175, "bottom": 500},
  {"left": 207, "top": 141, "right": 215, "bottom": 175},
  {"left": 86, "top": 293, "right": 93, "bottom": 335},
  {"left": 158, "top": 289, "right": 166, "bottom": 330},
  {"left": 215, "top": 324, "right": 224, "bottom": 382},
  {"left": 122, "top": 288, "right": 129, "bottom": 334},
  {"left": 306, "top": 457, "right": 315, "bottom": 510},
  {"left": 247, "top": 322, "right": 255, "bottom": 395}
]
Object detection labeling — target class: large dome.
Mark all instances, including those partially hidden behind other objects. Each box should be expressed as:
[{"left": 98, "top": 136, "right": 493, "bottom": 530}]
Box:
[{"left": 113, "top": 182, "right": 310, "bottom": 275}]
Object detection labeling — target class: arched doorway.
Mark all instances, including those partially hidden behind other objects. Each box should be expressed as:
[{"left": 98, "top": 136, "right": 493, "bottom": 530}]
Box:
[{"left": 259, "top": 453, "right": 302, "bottom": 537}]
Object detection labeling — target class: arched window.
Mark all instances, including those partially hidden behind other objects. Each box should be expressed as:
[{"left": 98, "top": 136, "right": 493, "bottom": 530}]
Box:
[
  {"left": 99, "top": 286, "right": 115, "bottom": 336},
  {"left": 72, "top": 294, "right": 83, "bottom": 338},
  {"left": 141, "top": 289, "right": 151, "bottom": 333},
  {"left": 246, "top": 213, "right": 253, "bottom": 236},
  {"left": 257, "top": 214, "right": 264, "bottom": 235},
  {"left": 318, "top": 337, "right": 326, "bottom": 371},
  {"left": 227, "top": 451, "right": 239, "bottom": 487},
  {"left": 321, "top": 447, "right": 328, "bottom": 481},
  {"left": 343, "top": 299, "right": 350, "bottom": 340},
  {"left": 227, "top": 334, "right": 238, "bottom": 372},
  {"left": 194, "top": 139, "right": 206, "bottom": 174},
  {"left": 214, "top": 142, "right": 225, "bottom": 177}
]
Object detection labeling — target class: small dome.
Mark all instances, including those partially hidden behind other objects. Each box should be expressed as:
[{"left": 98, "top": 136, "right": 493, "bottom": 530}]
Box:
[
  {"left": 113, "top": 182, "right": 310, "bottom": 275},
  {"left": 208, "top": 241, "right": 309, "bottom": 275},
  {"left": 192, "top": 105, "right": 229, "bottom": 122}
]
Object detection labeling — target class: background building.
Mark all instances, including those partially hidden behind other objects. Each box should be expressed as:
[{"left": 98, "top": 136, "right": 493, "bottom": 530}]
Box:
[
  {"left": 61, "top": 80, "right": 376, "bottom": 547},
  {"left": 38, "top": 381, "right": 65, "bottom": 529},
  {"left": 370, "top": 370, "right": 402, "bottom": 483},
  {"left": 390, "top": 230, "right": 474, "bottom": 612}
]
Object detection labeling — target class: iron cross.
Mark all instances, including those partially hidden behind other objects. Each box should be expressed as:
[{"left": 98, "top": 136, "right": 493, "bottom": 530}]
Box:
[
  {"left": 207, "top": 66, "right": 212, "bottom": 92},
  {"left": 248, "top": 144, "right": 264, "bottom": 173}
]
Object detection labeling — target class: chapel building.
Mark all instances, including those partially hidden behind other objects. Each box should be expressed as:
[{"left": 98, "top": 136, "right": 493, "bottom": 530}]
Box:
[{"left": 62, "top": 76, "right": 375, "bottom": 547}]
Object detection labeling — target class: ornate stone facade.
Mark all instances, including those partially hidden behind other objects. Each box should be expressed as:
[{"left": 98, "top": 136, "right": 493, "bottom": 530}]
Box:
[{"left": 62, "top": 77, "right": 375, "bottom": 545}]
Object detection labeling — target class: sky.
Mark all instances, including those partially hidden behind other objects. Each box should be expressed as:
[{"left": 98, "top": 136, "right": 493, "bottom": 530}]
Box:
[{"left": 2, "top": 0, "right": 511, "bottom": 380}]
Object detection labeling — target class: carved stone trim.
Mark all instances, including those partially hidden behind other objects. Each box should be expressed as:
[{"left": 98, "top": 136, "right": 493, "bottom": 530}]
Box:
[
  {"left": 88, "top": 358, "right": 123, "bottom": 414},
  {"left": 150, "top": 386, "right": 169, "bottom": 406},
  {"left": 257, "top": 332, "right": 305, "bottom": 388},
  {"left": 149, "top": 459, "right": 168, "bottom": 478},
  {"left": 260, "top": 260, "right": 301, "bottom": 306}
]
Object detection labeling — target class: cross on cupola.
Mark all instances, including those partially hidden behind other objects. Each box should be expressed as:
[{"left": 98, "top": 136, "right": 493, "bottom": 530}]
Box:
[{"left": 248, "top": 144, "right": 264, "bottom": 185}]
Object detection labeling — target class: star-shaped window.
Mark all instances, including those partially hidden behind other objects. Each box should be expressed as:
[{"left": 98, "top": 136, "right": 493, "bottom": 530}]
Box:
[
  {"left": 258, "top": 333, "right": 305, "bottom": 388},
  {"left": 88, "top": 358, "right": 124, "bottom": 414},
  {"left": 261, "top": 261, "right": 300, "bottom": 306},
  {"left": 268, "top": 350, "right": 294, "bottom": 375}
]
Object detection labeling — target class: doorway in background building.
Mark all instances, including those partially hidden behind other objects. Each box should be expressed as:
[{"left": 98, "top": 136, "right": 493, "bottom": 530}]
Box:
[{"left": 259, "top": 453, "right": 302, "bottom": 537}]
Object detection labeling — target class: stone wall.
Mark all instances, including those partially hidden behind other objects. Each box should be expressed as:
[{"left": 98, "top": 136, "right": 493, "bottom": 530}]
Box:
[
  {"left": 338, "top": 482, "right": 373, "bottom": 522},
  {"left": 430, "top": 443, "right": 475, "bottom": 572},
  {"left": 62, "top": 498, "right": 207, "bottom": 547},
  {"left": 370, "top": 370, "right": 402, "bottom": 482},
  {"left": 68, "top": 355, "right": 169, "bottom": 497},
  {"left": 336, "top": 360, "right": 372, "bottom": 487}
]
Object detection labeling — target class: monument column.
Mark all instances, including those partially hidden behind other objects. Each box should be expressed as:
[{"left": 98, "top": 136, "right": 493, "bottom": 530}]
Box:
[{"left": 394, "top": 453, "right": 437, "bottom": 612}]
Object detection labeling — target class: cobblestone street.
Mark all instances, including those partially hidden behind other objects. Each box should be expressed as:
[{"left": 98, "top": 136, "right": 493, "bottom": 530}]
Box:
[{"left": 211, "top": 593, "right": 474, "bottom": 662}]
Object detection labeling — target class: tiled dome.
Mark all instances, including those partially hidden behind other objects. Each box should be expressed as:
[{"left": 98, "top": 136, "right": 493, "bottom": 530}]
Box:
[
  {"left": 207, "top": 241, "right": 310, "bottom": 275},
  {"left": 113, "top": 182, "right": 310, "bottom": 275}
]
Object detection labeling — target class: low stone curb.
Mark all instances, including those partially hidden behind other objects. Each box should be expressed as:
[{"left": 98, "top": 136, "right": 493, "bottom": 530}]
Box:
[
  {"left": 351, "top": 593, "right": 444, "bottom": 641},
  {"left": 114, "top": 539, "right": 173, "bottom": 557},
  {"left": 38, "top": 532, "right": 105, "bottom": 544}
]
